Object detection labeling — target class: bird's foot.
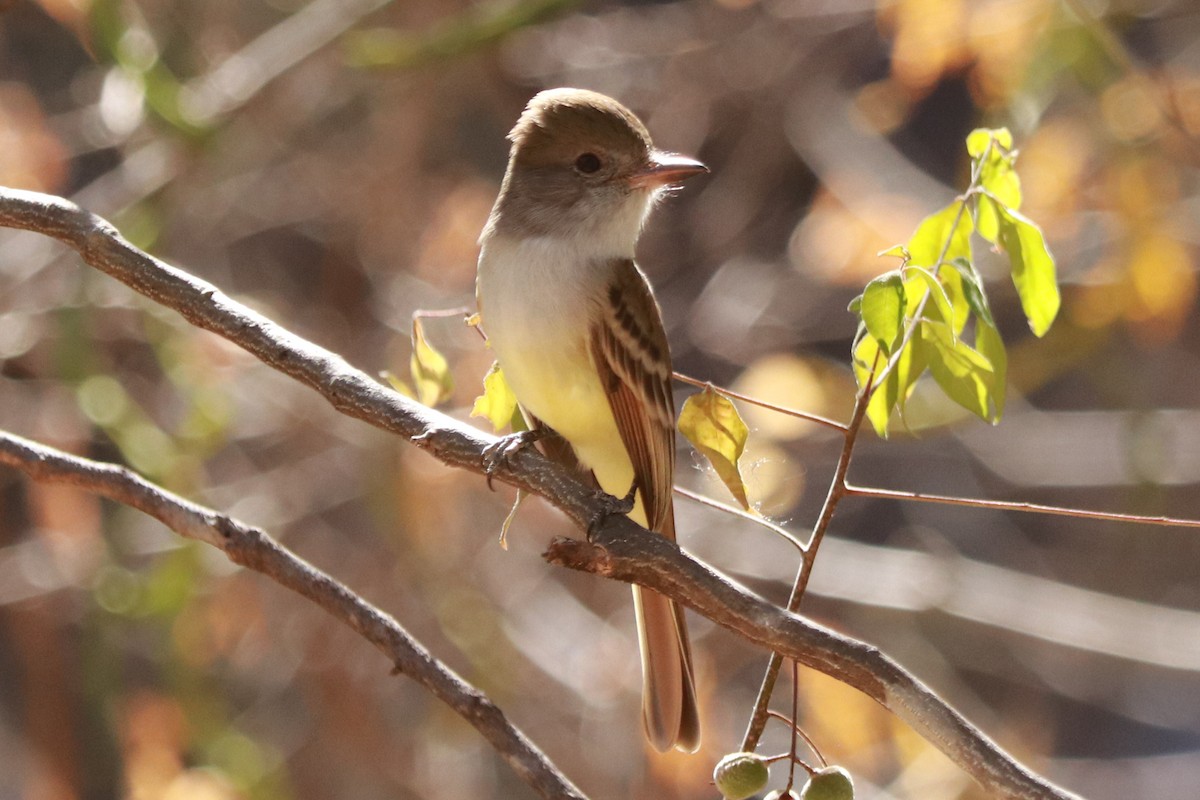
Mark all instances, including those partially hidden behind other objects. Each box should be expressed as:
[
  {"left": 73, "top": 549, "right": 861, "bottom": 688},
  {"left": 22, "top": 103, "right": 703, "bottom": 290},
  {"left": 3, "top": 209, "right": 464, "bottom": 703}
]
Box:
[
  {"left": 586, "top": 482, "right": 638, "bottom": 540},
  {"left": 482, "top": 428, "right": 546, "bottom": 490}
]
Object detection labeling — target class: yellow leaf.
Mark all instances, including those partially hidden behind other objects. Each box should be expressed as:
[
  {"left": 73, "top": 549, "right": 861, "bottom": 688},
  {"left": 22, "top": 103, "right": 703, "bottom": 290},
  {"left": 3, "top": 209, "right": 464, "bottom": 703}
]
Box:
[
  {"left": 853, "top": 334, "right": 893, "bottom": 437},
  {"left": 470, "top": 361, "right": 521, "bottom": 433},
  {"left": 380, "top": 369, "right": 415, "bottom": 399},
  {"left": 410, "top": 317, "right": 454, "bottom": 407},
  {"left": 679, "top": 387, "right": 752, "bottom": 511}
]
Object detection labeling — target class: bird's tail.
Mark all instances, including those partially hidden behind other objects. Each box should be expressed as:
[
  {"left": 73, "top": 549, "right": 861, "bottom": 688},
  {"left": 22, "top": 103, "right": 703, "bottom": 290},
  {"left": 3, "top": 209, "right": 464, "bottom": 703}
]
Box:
[{"left": 634, "top": 580, "right": 700, "bottom": 752}]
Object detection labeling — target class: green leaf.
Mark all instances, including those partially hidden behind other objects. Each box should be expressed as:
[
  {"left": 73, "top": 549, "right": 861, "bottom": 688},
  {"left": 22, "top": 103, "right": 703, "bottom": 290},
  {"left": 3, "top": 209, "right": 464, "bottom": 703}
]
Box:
[
  {"left": 948, "top": 257, "right": 995, "bottom": 327},
  {"left": 976, "top": 320, "right": 1007, "bottom": 419},
  {"left": 894, "top": 325, "right": 931, "bottom": 418},
  {"left": 966, "top": 127, "right": 1012, "bottom": 157},
  {"left": 853, "top": 335, "right": 893, "bottom": 437},
  {"left": 410, "top": 317, "right": 455, "bottom": 407},
  {"left": 975, "top": 194, "right": 1000, "bottom": 245},
  {"left": 471, "top": 361, "right": 521, "bottom": 432},
  {"left": 877, "top": 244, "right": 909, "bottom": 261},
  {"left": 679, "top": 387, "right": 751, "bottom": 510},
  {"left": 860, "top": 271, "right": 906, "bottom": 355},
  {"left": 921, "top": 320, "right": 998, "bottom": 422},
  {"left": 907, "top": 203, "right": 973, "bottom": 270},
  {"left": 904, "top": 266, "right": 955, "bottom": 333},
  {"left": 996, "top": 206, "right": 1060, "bottom": 336},
  {"left": 970, "top": 128, "right": 1021, "bottom": 243},
  {"left": 906, "top": 264, "right": 968, "bottom": 334}
]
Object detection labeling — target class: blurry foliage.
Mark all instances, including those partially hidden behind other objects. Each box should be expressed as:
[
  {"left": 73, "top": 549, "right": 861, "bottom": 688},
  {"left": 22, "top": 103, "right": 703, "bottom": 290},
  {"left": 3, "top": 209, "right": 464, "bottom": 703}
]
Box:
[{"left": 2, "top": 0, "right": 1200, "bottom": 799}]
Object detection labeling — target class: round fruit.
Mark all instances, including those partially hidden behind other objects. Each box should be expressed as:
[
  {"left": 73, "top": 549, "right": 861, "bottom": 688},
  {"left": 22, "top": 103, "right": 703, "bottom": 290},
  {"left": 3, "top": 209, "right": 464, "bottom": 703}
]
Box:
[
  {"left": 713, "top": 752, "right": 770, "bottom": 800},
  {"left": 800, "top": 766, "right": 854, "bottom": 800}
]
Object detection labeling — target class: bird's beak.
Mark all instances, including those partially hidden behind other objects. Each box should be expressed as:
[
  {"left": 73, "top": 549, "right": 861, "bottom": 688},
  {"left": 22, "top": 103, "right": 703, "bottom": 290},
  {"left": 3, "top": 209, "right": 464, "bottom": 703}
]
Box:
[{"left": 628, "top": 150, "right": 708, "bottom": 189}]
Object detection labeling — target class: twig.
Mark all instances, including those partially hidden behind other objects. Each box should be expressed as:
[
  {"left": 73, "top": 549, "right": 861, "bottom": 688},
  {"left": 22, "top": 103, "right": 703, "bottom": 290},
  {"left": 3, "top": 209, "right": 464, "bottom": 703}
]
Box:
[
  {"left": 0, "top": 188, "right": 585, "bottom": 507},
  {"left": 843, "top": 483, "right": 1200, "bottom": 528},
  {"left": 544, "top": 524, "right": 1081, "bottom": 800},
  {"left": 738, "top": 141, "right": 988, "bottom": 751},
  {"left": 787, "top": 659, "right": 799, "bottom": 791},
  {"left": 765, "top": 711, "right": 824, "bottom": 769},
  {"left": 672, "top": 372, "right": 848, "bottom": 432},
  {"left": 739, "top": 356, "right": 877, "bottom": 752},
  {"left": 0, "top": 186, "right": 1081, "bottom": 800},
  {"left": 0, "top": 430, "right": 587, "bottom": 800},
  {"left": 673, "top": 485, "right": 807, "bottom": 555}
]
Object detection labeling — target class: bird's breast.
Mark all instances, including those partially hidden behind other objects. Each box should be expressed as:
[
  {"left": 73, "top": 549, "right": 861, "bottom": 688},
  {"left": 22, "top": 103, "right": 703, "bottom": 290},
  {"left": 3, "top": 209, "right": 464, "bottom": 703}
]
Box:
[{"left": 476, "top": 235, "right": 619, "bottom": 452}]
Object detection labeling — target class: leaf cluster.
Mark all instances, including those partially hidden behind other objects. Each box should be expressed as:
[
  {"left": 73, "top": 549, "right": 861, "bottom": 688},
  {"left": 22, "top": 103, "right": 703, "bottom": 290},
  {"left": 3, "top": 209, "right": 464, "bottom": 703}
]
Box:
[{"left": 850, "top": 128, "right": 1060, "bottom": 436}]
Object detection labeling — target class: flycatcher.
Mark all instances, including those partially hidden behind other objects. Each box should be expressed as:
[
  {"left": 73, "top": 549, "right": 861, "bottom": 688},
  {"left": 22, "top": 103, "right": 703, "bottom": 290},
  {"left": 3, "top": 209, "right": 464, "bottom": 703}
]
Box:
[{"left": 475, "top": 88, "right": 707, "bottom": 752}]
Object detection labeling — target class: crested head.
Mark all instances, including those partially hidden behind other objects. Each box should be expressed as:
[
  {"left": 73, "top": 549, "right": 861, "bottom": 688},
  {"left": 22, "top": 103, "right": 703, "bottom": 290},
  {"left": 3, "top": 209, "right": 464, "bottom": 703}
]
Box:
[{"left": 483, "top": 88, "right": 706, "bottom": 254}]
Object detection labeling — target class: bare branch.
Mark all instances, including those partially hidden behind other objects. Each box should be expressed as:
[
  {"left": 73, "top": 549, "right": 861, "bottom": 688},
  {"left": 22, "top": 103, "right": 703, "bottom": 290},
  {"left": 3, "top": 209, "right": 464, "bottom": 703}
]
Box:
[
  {"left": 0, "top": 429, "right": 587, "bottom": 800},
  {"left": 545, "top": 523, "right": 1080, "bottom": 800},
  {"left": 844, "top": 482, "right": 1200, "bottom": 529},
  {"left": 0, "top": 186, "right": 1080, "bottom": 800},
  {"left": 741, "top": 356, "right": 877, "bottom": 752},
  {"left": 0, "top": 187, "right": 594, "bottom": 523}
]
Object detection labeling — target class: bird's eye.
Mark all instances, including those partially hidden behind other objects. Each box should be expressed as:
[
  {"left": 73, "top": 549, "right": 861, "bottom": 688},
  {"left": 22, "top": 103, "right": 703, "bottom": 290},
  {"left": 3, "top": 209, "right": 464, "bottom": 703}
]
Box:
[{"left": 574, "top": 152, "right": 603, "bottom": 174}]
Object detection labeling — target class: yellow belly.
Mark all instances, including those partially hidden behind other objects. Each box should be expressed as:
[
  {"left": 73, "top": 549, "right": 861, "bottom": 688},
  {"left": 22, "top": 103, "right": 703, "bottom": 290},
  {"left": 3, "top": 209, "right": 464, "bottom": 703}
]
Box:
[{"left": 497, "top": 338, "right": 643, "bottom": 525}]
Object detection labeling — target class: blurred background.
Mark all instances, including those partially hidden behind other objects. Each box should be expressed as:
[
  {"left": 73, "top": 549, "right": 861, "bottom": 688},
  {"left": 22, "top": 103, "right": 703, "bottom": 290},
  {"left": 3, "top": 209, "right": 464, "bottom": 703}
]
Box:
[{"left": 2, "top": 0, "right": 1199, "bottom": 797}]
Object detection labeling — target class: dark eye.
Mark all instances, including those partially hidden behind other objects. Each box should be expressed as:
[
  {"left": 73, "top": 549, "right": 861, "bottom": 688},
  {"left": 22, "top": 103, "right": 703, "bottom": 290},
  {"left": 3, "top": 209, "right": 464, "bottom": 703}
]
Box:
[{"left": 574, "top": 152, "right": 602, "bottom": 174}]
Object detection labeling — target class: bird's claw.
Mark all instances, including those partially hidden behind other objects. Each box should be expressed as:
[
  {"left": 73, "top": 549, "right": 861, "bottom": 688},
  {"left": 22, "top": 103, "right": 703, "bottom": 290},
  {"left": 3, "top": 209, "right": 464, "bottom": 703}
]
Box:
[
  {"left": 586, "top": 482, "right": 638, "bottom": 540},
  {"left": 482, "top": 428, "right": 545, "bottom": 490}
]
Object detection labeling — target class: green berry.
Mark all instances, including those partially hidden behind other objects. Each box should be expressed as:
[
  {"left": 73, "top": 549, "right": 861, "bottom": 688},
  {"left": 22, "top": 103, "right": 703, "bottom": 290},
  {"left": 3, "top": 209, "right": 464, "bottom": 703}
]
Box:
[
  {"left": 800, "top": 766, "right": 854, "bottom": 800},
  {"left": 713, "top": 752, "right": 770, "bottom": 800},
  {"left": 764, "top": 790, "right": 801, "bottom": 800}
]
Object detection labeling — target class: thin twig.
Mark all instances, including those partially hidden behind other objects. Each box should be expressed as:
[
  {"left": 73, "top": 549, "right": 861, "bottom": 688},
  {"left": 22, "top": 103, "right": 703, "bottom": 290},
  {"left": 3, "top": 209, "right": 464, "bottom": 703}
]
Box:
[
  {"left": 672, "top": 372, "right": 848, "bottom": 432},
  {"left": 738, "top": 141, "right": 986, "bottom": 750},
  {"left": 740, "top": 356, "right": 878, "bottom": 753},
  {"left": 673, "top": 485, "right": 807, "bottom": 555},
  {"left": 843, "top": 483, "right": 1200, "bottom": 528},
  {"left": 0, "top": 430, "right": 587, "bottom": 800},
  {"left": 786, "top": 659, "right": 799, "bottom": 791},
  {"left": 766, "top": 711, "right": 824, "bottom": 770},
  {"left": 545, "top": 526, "right": 1081, "bottom": 800}
]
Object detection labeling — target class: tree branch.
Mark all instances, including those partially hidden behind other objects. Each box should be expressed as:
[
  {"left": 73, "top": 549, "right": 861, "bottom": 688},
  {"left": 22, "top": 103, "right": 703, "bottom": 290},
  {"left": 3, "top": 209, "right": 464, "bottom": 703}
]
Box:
[
  {"left": 0, "top": 186, "right": 1080, "bottom": 799},
  {"left": 0, "top": 187, "right": 596, "bottom": 524},
  {"left": 0, "top": 429, "right": 587, "bottom": 800},
  {"left": 545, "top": 527, "right": 1079, "bottom": 800}
]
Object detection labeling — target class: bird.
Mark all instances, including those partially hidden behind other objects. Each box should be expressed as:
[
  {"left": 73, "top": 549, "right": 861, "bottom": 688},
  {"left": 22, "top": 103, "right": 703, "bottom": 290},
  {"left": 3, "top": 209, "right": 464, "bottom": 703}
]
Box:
[{"left": 475, "top": 87, "right": 707, "bottom": 752}]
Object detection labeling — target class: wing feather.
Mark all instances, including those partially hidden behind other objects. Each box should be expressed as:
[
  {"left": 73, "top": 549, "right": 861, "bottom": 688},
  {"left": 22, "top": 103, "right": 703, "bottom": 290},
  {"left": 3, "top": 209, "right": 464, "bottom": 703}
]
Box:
[{"left": 588, "top": 258, "right": 676, "bottom": 536}]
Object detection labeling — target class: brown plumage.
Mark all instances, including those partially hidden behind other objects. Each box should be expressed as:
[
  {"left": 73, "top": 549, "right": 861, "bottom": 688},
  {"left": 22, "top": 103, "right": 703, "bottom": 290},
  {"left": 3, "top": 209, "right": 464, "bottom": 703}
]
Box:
[{"left": 476, "top": 88, "right": 707, "bottom": 752}]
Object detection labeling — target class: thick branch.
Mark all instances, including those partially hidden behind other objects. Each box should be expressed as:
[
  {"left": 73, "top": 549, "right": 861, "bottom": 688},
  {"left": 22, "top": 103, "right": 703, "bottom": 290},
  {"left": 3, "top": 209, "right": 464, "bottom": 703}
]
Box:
[
  {"left": 0, "top": 430, "right": 586, "bottom": 800},
  {"left": 0, "top": 186, "right": 1079, "bottom": 799},
  {"left": 546, "top": 524, "right": 1081, "bottom": 800},
  {"left": 0, "top": 187, "right": 598, "bottom": 526}
]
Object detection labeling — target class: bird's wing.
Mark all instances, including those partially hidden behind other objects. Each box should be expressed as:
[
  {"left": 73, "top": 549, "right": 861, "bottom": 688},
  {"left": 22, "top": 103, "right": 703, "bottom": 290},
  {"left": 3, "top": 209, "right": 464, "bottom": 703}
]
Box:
[{"left": 588, "top": 258, "right": 676, "bottom": 536}]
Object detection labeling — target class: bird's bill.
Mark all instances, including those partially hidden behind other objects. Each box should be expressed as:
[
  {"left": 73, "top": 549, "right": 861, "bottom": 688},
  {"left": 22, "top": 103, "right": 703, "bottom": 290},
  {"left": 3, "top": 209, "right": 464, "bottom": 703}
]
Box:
[{"left": 628, "top": 151, "right": 708, "bottom": 189}]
